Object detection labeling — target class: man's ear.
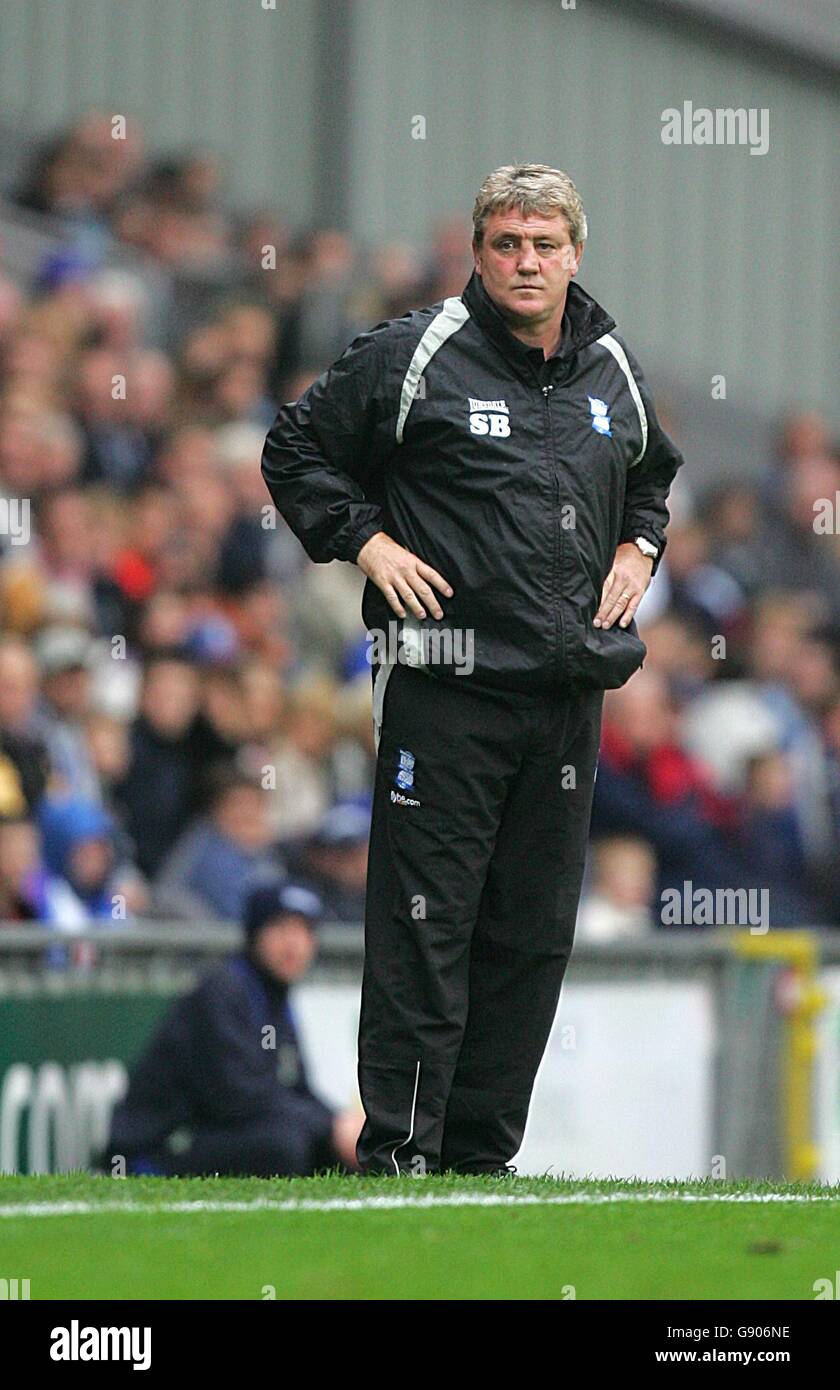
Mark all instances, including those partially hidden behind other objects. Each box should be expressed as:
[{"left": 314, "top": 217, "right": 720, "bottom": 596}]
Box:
[
  {"left": 570, "top": 243, "right": 584, "bottom": 276},
  {"left": 472, "top": 238, "right": 482, "bottom": 274}
]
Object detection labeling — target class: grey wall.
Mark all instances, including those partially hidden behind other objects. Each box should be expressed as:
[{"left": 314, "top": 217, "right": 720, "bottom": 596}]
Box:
[
  {"left": 0, "top": 0, "right": 837, "bottom": 431},
  {"left": 658, "top": 0, "right": 840, "bottom": 68},
  {"left": 0, "top": 0, "right": 319, "bottom": 219}
]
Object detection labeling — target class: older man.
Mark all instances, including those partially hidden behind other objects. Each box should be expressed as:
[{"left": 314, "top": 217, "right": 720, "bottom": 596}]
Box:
[{"left": 261, "top": 164, "right": 683, "bottom": 1175}]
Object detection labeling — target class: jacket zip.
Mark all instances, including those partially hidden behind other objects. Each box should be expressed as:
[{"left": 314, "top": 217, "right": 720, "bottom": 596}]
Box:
[{"left": 542, "top": 381, "right": 565, "bottom": 678}]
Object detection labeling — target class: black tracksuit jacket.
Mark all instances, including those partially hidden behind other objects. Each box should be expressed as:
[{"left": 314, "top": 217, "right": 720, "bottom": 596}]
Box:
[{"left": 261, "top": 268, "right": 684, "bottom": 694}]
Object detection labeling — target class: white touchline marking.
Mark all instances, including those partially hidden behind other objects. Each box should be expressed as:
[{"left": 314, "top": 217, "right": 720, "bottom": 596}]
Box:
[{"left": 0, "top": 1190, "right": 839, "bottom": 1218}]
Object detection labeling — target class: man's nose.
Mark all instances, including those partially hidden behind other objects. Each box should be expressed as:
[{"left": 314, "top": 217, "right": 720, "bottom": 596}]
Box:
[{"left": 516, "top": 244, "right": 540, "bottom": 271}]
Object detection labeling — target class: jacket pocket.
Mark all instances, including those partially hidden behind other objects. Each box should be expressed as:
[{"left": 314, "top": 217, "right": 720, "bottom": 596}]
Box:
[{"left": 567, "top": 617, "right": 647, "bottom": 690}]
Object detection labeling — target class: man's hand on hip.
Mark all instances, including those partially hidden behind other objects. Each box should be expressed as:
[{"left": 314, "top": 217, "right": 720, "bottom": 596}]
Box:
[
  {"left": 356, "top": 531, "right": 453, "bottom": 621},
  {"left": 594, "top": 542, "right": 654, "bottom": 630}
]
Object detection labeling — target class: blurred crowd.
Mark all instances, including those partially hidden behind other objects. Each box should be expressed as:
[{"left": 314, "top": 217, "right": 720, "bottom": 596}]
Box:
[
  {"left": 0, "top": 111, "right": 839, "bottom": 947},
  {"left": 584, "top": 410, "right": 840, "bottom": 936}
]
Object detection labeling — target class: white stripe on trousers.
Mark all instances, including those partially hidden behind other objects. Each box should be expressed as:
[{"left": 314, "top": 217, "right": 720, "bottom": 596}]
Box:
[{"left": 390, "top": 1061, "right": 421, "bottom": 1175}]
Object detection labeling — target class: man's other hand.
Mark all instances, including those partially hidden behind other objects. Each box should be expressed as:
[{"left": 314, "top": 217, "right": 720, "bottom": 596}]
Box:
[
  {"left": 594, "top": 542, "right": 654, "bottom": 630},
  {"left": 356, "top": 531, "right": 453, "bottom": 621}
]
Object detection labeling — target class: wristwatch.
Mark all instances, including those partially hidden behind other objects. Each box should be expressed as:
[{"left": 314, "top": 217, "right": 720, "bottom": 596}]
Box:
[{"left": 633, "top": 536, "right": 659, "bottom": 561}]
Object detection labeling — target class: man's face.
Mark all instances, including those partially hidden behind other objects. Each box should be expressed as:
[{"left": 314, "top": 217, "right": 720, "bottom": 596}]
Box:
[
  {"left": 45, "top": 667, "right": 90, "bottom": 718},
  {"left": 0, "top": 821, "right": 38, "bottom": 885},
  {"left": 69, "top": 836, "right": 113, "bottom": 890},
  {"left": 142, "top": 660, "right": 199, "bottom": 737},
  {"left": 253, "top": 916, "right": 317, "bottom": 983},
  {"left": 473, "top": 207, "right": 583, "bottom": 326},
  {"left": 214, "top": 786, "right": 272, "bottom": 851},
  {"left": 307, "top": 841, "right": 368, "bottom": 891},
  {"left": 0, "top": 650, "right": 38, "bottom": 729}
]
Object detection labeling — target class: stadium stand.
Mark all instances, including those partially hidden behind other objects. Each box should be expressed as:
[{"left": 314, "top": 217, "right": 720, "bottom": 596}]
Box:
[{"left": 0, "top": 109, "right": 838, "bottom": 953}]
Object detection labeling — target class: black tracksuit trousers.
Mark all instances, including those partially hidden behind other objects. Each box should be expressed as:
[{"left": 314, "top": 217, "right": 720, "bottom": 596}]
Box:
[{"left": 357, "top": 658, "right": 604, "bottom": 1175}]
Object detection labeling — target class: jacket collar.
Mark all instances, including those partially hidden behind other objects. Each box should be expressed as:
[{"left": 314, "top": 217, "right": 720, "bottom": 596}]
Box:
[{"left": 460, "top": 269, "right": 616, "bottom": 380}]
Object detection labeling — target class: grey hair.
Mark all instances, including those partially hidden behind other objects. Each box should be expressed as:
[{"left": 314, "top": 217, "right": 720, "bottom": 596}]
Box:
[{"left": 472, "top": 164, "right": 588, "bottom": 248}]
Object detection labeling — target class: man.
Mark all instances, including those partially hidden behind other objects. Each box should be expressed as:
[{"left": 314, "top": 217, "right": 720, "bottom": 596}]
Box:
[
  {"left": 108, "top": 878, "right": 361, "bottom": 1176},
  {"left": 152, "top": 767, "right": 280, "bottom": 922},
  {"left": 285, "top": 799, "right": 371, "bottom": 925},
  {"left": 115, "top": 653, "right": 202, "bottom": 879},
  {"left": 31, "top": 625, "right": 101, "bottom": 804},
  {"left": 261, "top": 164, "right": 683, "bottom": 1174},
  {"left": 0, "top": 638, "right": 50, "bottom": 819}
]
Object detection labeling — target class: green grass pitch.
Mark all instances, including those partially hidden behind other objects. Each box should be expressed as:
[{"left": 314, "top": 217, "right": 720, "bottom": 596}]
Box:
[{"left": 2, "top": 1172, "right": 839, "bottom": 1300}]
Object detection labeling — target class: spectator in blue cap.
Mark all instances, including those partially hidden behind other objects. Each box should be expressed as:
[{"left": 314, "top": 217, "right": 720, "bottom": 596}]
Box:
[
  {"left": 285, "top": 798, "right": 371, "bottom": 925},
  {"left": 106, "top": 875, "right": 362, "bottom": 1176},
  {"left": 37, "top": 794, "right": 144, "bottom": 925}
]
